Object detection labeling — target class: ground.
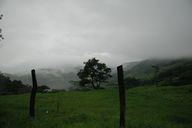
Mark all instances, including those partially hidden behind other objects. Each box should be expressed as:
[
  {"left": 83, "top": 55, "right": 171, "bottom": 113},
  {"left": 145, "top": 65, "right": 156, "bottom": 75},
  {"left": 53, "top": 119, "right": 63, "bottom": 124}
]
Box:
[{"left": 0, "top": 85, "right": 192, "bottom": 128}]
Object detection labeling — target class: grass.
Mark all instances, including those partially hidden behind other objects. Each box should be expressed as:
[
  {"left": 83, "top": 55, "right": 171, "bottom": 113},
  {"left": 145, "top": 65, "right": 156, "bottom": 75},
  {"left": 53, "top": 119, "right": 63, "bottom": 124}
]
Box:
[{"left": 0, "top": 85, "right": 192, "bottom": 128}]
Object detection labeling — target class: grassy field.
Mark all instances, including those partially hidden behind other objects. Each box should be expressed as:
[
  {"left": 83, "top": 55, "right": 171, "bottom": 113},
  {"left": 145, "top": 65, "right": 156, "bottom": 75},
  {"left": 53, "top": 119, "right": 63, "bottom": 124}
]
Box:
[{"left": 0, "top": 85, "right": 192, "bottom": 128}]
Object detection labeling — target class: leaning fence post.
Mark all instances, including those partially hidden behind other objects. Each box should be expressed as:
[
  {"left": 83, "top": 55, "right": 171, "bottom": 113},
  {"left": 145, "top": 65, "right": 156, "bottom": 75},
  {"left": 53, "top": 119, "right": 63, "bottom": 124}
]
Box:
[
  {"left": 29, "top": 69, "right": 38, "bottom": 117},
  {"left": 117, "top": 65, "right": 126, "bottom": 128}
]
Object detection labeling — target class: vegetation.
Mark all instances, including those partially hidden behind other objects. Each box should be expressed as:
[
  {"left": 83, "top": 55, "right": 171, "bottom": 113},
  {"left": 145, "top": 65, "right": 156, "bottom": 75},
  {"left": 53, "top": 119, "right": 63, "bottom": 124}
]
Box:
[
  {"left": 5, "top": 58, "right": 192, "bottom": 90},
  {"left": 154, "top": 60, "right": 192, "bottom": 86},
  {"left": 1, "top": 58, "right": 192, "bottom": 93},
  {"left": 0, "top": 14, "right": 4, "bottom": 41},
  {"left": 0, "top": 58, "right": 192, "bottom": 127},
  {"left": 0, "top": 73, "right": 52, "bottom": 95},
  {"left": 124, "top": 77, "right": 140, "bottom": 88},
  {"left": 114, "top": 58, "right": 192, "bottom": 88},
  {"left": 6, "top": 69, "right": 78, "bottom": 90},
  {"left": 0, "top": 85, "right": 192, "bottom": 128},
  {"left": 77, "top": 58, "right": 111, "bottom": 89},
  {"left": 0, "top": 73, "right": 31, "bottom": 95},
  {"left": 37, "top": 85, "right": 50, "bottom": 93}
]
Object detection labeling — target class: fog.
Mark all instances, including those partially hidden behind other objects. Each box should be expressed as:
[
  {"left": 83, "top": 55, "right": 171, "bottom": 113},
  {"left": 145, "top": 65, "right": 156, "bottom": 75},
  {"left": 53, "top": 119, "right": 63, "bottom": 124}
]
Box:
[{"left": 0, "top": 0, "right": 192, "bottom": 73}]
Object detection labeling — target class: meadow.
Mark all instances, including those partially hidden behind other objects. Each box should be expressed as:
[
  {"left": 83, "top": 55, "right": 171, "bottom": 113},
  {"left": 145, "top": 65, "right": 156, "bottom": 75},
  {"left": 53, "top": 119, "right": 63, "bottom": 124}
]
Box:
[{"left": 0, "top": 85, "right": 192, "bottom": 128}]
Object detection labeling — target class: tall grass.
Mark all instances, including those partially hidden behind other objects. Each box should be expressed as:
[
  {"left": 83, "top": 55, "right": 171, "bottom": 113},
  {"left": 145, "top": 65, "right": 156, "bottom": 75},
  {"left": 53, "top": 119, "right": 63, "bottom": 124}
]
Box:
[{"left": 0, "top": 85, "right": 192, "bottom": 128}]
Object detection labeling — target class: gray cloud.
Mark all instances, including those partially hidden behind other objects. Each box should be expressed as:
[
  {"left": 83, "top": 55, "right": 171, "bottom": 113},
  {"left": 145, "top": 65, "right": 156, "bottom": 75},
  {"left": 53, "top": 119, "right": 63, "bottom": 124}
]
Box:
[{"left": 0, "top": 0, "right": 192, "bottom": 73}]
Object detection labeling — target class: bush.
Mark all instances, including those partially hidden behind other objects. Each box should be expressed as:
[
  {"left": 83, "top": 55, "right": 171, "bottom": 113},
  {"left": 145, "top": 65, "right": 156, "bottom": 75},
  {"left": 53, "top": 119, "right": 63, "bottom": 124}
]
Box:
[
  {"left": 0, "top": 73, "right": 31, "bottom": 95},
  {"left": 37, "top": 85, "right": 50, "bottom": 93}
]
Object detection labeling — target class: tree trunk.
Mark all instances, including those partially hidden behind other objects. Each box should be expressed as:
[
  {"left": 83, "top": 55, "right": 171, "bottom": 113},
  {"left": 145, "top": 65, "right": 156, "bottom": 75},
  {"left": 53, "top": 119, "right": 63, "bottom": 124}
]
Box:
[
  {"left": 96, "top": 81, "right": 100, "bottom": 88},
  {"left": 91, "top": 80, "right": 97, "bottom": 89},
  {"left": 91, "top": 77, "right": 97, "bottom": 89}
]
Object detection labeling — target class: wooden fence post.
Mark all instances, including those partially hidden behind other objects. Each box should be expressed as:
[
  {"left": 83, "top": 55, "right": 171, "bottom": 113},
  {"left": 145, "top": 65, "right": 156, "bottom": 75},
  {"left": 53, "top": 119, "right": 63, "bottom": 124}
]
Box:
[
  {"left": 29, "top": 69, "right": 38, "bottom": 117},
  {"left": 117, "top": 65, "right": 126, "bottom": 128}
]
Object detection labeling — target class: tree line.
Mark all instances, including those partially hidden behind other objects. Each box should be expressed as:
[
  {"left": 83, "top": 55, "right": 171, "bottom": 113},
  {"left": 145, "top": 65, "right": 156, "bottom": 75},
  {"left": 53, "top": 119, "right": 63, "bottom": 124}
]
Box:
[
  {"left": 0, "top": 73, "right": 50, "bottom": 95},
  {"left": 0, "top": 73, "right": 31, "bottom": 95},
  {"left": 1, "top": 58, "right": 192, "bottom": 95}
]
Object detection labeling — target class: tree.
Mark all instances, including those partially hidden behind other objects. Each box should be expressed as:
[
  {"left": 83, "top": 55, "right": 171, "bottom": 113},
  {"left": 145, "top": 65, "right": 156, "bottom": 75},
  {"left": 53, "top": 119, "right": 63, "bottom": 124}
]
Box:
[
  {"left": 0, "top": 72, "right": 31, "bottom": 95},
  {"left": 37, "top": 85, "right": 50, "bottom": 93},
  {"left": 0, "top": 14, "right": 4, "bottom": 41},
  {"left": 77, "top": 58, "right": 111, "bottom": 89}
]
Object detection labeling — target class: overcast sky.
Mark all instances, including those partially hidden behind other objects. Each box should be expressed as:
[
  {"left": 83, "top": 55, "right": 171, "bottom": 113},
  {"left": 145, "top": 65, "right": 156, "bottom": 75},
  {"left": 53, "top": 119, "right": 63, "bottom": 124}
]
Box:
[{"left": 0, "top": 0, "right": 192, "bottom": 73}]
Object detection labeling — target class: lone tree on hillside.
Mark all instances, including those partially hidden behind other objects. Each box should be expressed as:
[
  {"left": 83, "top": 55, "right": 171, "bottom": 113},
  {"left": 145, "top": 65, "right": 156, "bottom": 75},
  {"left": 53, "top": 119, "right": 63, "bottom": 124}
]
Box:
[{"left": 77, "top": 58, "right": 112, "bottom": 89}]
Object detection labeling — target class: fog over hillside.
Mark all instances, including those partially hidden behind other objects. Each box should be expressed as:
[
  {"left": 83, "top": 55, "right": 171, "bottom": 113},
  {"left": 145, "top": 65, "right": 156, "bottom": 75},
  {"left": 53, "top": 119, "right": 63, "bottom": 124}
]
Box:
[
  {"left": 3, "top": 57, "right": 191, "bottom": 89},
  {"left": 5, "top": 68, "right": 79, "bottom": 89},
  {"left": 0, "top": 0, "right": 192, "bottom": 74}
]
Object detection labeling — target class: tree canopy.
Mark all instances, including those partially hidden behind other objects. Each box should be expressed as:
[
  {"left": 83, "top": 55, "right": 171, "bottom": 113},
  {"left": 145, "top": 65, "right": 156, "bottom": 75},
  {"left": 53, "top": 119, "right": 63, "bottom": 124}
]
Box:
[
  {"left": 37, "top": 85, "right": 50, "bottom": 93},
  {"left": 77, "top": 58, "right": 111, "bottom": 89},
  {"left": 0, "top": 72, "right": 31, "bottom": 95}
]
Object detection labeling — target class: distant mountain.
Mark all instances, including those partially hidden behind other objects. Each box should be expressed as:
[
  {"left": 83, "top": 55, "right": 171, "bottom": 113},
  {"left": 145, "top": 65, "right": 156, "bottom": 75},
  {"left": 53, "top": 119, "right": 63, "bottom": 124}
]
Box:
[
  {"left": 110, "top": 58, "right": 192, "bottom": 86},
  {"left": 4, "top": 58, "right": 192, "bottom": 89},
  {"left": 5, "top": 68, "right": 79, "bottom": 90},
  {"left": 124, "top": 58, "right": 192, "bottom": 78},
  {"left": 123, "top": 61, "right": 140, "bottom": 70},
  {"left": 108, "top": 61, "right": 140, "bottom": 83},
  {"left": 123, "top": 59, "right": 172, "bottom": 79}
]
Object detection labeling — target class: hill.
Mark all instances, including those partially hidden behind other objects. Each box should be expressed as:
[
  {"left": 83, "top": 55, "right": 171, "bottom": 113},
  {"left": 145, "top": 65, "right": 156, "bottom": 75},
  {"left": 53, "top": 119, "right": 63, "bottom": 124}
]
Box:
[
  {"left": 5, "top": 68, "right": 79, "bottom": 90},
  {"left": 110, "top": 58, "right": 192, "bottom": 86},
  {"left": 0, "top": 85, "right": 192, "bottom": 128},
  {"left": 2, "top": 58, "right": 192, "bottom": 89}
]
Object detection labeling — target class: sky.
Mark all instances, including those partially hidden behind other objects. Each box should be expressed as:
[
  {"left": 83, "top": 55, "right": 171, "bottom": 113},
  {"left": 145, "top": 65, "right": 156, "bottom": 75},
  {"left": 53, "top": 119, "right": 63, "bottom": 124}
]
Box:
[{"left": 0, "top": 0, "right": 192, "bottom": 73}]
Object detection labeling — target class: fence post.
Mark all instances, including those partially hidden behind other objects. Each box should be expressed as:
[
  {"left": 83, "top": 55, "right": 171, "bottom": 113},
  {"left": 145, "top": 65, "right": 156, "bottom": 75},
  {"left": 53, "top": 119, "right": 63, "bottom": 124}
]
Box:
[
  {"left": 117, "top": 65, "right": 126, "bottom": 128},
  {"left": 29, "top": 69, "right": 38, "bottom": 117}
]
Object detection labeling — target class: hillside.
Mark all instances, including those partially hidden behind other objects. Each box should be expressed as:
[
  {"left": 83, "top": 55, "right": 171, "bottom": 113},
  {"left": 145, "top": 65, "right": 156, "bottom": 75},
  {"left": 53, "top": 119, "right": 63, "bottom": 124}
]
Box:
[
  {"left": 110, "top": 58, "right": 192, "bottom": 86},
  {"left": 3, "top": 58, "right": 192, "bottom": 90},
  {"left": 0, "top": 85, "right": 192, "bottom": 128},
  {"left": 124, "top": 59, "right": 172, "bottom": 79},
  {"left": 5, "top": 68, "right": 79, "bottom": 90}
]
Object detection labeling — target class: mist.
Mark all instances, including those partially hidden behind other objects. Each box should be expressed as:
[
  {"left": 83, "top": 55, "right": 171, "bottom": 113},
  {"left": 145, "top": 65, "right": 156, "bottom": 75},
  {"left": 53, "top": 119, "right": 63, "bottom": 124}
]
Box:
[{"left": 0, "top": 0, "right": 192, "bottom": 73}]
